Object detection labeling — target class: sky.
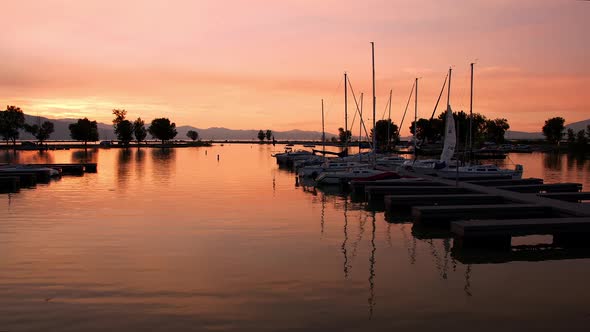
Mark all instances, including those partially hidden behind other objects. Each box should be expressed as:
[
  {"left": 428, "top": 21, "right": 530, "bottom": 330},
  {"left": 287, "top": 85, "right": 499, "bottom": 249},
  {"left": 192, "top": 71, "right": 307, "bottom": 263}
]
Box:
[{"left": 0, "top": 0, "right": 588, "bottom": 135}]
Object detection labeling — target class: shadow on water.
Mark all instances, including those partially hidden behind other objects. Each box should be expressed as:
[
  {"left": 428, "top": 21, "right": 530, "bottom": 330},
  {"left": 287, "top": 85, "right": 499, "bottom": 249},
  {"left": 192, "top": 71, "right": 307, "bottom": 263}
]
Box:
[
  {"left": 71, "top": 148, "right": 98, "bottom": 163},
  {"left": 368, "top": 212, "right": 376, "bottom": 319},
  {"left": 134, "top": 148, "right": 146, "bottom": 180},
  {"left": 342, "top": 199, "right": 350, "bottom": 279},
  {"left": 116, "top": 148, "right": 132, "bottom": 189},
  {"left": 543, "top": 152, "right": 562, "bottom": 170},
  {"left": 0, "top": 150, "right": 57, "bottom": 164},
  {"left": 0, "top": 149, "right": 19, "bottom": 163},
  {"left": 151, "top": 148, "right": 177, "bottom": 184}
]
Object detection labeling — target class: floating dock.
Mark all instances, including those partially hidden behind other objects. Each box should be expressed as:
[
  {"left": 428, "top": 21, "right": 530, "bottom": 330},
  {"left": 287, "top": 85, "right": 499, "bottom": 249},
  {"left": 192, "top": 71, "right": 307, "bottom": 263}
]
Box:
[
  {"left": 452, "top": 217, "right": 590, "bottom": 249},
  {"left": 373, "top": 170, "right": 590, "bottom": 249},
  {"left": 0, "top": 163, "right": 98, "bottom": 194}
]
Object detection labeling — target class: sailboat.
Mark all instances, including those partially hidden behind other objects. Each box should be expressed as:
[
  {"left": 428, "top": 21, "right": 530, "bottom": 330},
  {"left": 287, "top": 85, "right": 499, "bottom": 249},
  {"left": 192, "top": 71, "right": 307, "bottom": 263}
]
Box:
[
  {"left": 315, "top": 43, "right": 399, "bottom": 185},
  {"left": 435, "top": 63, "right": 523, "bottom": 180},
  {"left": 401, "top": 68, "right": 457, "bottom": 175}
]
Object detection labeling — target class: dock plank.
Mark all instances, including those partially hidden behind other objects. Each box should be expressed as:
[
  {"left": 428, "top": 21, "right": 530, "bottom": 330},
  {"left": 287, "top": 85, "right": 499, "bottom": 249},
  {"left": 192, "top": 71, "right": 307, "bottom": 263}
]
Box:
[
  {"left": 496, "top": 183, "right": 582, "bottom": 193},
  {"left": 537, "top": 192, "right": 590, "bottom": 202},
  {"left": 384, "top": 194, "right": 505, "bottom": 210},
  {"left": 0, "top": 177, "right": 20, "bottom": 193},
  {"left": 466, "top": 178, "right": 543, "bottom": 187},
  {"left": 451, "top": 217, "right": 590, "bottom": 237},
  {"left": 365, "top": 186, "right": 470, "bottom": 201},
  {"left": 412, "top": 204, "right": 552, "bottom": 225},
  {"left": 396, "top": 170, "right": 590, "bottom": 217}
]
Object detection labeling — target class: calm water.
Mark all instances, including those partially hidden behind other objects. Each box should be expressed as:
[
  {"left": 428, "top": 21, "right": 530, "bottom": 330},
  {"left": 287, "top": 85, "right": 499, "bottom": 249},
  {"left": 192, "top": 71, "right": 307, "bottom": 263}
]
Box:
[{"left": 1, "top": 146, "right": 589, "bottom": 331}]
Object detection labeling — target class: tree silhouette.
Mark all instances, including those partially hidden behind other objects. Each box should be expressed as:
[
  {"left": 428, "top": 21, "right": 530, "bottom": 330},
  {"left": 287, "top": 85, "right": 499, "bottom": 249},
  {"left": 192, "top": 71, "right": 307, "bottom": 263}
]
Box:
[
  {"left": 338, "top": 127, "right": 352, "bottom": 144},
  {"left": 133, "top": 118, "right": 147, "bottom": 144},
  {"left": 542, "top": 117, "right": 565, "bottom": 145},
  {"left": 484, "top": 118, "right": 510, "bottom": 143},
  {"left": 0, "top": 105, "right": 26, "bottom": 147},
  {"left": 567, "top": 128, "right": 576, "bottom": 144},
  {"left": 257, "top": 130, "right": 265, "bottom": 142},
  {"left": 371, "top": 119, "right": 399, "bottom": 149},
  {"left": 265, "top": 129, "right": 272, "bottom": 141},
  {"left": 24, "top": 121, "right": 54, "bottom": 144},
  {"left": 148, "top": 118, "right": 177, "bottom": 144},
  {"left": 187, "top": 130, "right": 199, "bottom": 141},
  {"left": 69, "top": 118, "right": 99, "bottom": 147},
  {"left": 112, "top": 109, "right": 133, "bottom": 145}
]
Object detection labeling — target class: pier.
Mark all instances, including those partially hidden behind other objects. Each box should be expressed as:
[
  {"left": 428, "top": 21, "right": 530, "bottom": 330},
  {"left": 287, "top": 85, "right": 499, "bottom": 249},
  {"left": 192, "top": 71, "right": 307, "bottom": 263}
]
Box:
[
  {"left": 367, "top": 170, "right": 590, "bottom": 249},
  {"left": 0, "top": 163, "right": 98, "bottom": 193}
]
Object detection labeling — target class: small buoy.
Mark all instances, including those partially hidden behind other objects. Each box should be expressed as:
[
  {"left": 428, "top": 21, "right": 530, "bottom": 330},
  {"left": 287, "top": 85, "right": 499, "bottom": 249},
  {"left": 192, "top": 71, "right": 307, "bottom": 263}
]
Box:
[{"left": 217, "top": 154, "right": 220, "bottom": 161}]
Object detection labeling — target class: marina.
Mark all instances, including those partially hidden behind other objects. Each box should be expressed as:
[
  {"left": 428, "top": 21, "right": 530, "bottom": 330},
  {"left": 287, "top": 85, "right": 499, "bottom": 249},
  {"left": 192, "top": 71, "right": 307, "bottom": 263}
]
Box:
[
  {"left": 1, "top": 0, "right": 589, "bottom": 329},
  {"left": 1, "top": 146, "right": 590, "bottom": 330}
]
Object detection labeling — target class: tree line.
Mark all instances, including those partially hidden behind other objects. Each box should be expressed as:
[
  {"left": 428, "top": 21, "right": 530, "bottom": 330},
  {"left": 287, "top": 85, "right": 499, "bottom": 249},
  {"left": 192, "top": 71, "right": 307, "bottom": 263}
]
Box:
[
  {"left": 331, "top": 111, "right": 509, "bottom": 151},
  {"left": 0, "top": 105, "right": 55, "bottom": 147},
  {"left": 0, "top": 105, "right": 201, "bottom": 148},
  {"left": 257, "top": 129, "right": 273, "bottom": 142},
  {"left": 542, "top": 117, "right": 590, "bottom": 151}
]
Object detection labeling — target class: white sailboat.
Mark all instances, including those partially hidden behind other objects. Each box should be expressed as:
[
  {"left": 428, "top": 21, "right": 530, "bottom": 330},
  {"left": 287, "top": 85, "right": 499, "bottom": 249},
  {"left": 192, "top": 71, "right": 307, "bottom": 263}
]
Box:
[
  {"left": 401, "top": 67, "right": 456, "bottom": 174},
  {"left": 436, "top": 63, "right": 523, "bottom": 180}
]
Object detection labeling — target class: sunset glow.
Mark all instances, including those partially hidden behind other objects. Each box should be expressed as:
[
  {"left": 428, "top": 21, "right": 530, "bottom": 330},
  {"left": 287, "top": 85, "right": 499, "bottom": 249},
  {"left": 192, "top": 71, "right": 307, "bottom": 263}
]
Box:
[{"left": 1, "top": 0, "right": 588, "bottom": 135}]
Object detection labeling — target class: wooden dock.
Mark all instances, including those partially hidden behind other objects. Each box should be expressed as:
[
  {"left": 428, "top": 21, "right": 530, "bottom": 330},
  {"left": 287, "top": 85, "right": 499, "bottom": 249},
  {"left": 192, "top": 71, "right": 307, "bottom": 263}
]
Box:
[
  {"left": 1, "top": 163, "right": 98, "bottom": 195},
  {"left": 385, "top": 194, "right": 505, "bottom": 210},
  {"left": 452, "top": 218, "right": 590, "bottom": 249},
  {"left": 0, "top": 177, "right": 19, "bottom": 193},
  {"left": 413, "top": 204, "right": 554, "bottom": 225},
  {"left": 351, "top": 179, "right": 444, "bottom": 195},
  {"left": 28, "top": 163, "right": 97, "bottom": 174},
  {"left": 537, "top": 192, "right": 590, "bottom": 202},
  {"left": 365, "top": 185, "right": 471, "bottom": 202},
  {"left": 379, "top": 170, "right": 590, "bottom": 249},
  {"left": 0, "top": 172, "right": 37, "bottom": 187}
]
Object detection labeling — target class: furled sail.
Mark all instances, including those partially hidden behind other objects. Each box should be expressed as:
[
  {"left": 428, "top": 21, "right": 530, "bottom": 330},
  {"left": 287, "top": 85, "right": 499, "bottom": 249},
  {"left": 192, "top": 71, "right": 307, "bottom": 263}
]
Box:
[{"left": 439, "top": 106, "right": 456, "bottom": 163}]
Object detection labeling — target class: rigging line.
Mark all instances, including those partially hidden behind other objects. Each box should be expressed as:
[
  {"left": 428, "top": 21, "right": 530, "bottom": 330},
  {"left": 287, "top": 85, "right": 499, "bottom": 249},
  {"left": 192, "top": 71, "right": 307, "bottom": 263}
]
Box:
[
  {"left": 418, "top": 72, "right": 449, "bottom": 147},
  {"left": 323, "top": 75, "right": 344, "bottom": 120},
  {"left": 347, "top": 76, "right": 373, "bottom": 143},
  {"left": 380, "top": 91, "right": 392, "bottom": 120},
  {"left": 429, "top": 73, "right": 449, "bottom": 121},
  {"left": 398, "top": 80, "right": 415, "bottom": 134}
]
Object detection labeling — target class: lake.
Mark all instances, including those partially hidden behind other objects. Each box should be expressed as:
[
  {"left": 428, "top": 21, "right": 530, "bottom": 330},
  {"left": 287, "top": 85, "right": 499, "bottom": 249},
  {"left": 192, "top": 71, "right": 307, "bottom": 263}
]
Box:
[{"left": 1, "top": 145, "right": 589, "bottom": 331}]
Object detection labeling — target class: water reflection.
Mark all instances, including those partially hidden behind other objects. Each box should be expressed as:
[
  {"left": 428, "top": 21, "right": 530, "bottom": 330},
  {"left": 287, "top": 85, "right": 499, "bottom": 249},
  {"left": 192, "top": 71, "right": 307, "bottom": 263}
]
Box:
[
  {"left": 0, "top": 149, "right": 18, "bottom": 163},
  {"left": 543, "top": 152, "right": 562, "bottom": 170},
  {"left": 464, "top": 264, "right": 473, "bottom": 297},
  {"left": 150, "top": 148, "right": 176, "bottom": 184},
  {"left": 2, "top": 147, "right": 590, "bottom": 331},
  {"left": 368, "top": 212, "right": 376, "bottom": 319},
  {"left": 116, "top": 148, "right": 132, "bottom": 190},
  {"left": 400, "top": 224, "right": 417, "bottom": 265},
  {"left": 134, "top": 148, "right": 146, "bottom": 180},
  {"left": 341, "top": 199, "right": 349, "bottom": 279},
  {"left": 71, "top": 148, "right": 98, "bottom": 163}
]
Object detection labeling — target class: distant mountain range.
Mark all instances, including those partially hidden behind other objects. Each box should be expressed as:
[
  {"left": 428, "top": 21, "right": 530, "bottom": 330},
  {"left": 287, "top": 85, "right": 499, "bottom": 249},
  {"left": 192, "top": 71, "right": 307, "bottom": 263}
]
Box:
[
  {"left": 19, "top": 114, "right": 337, "bottom": 141},
  {"left": 18, "top": 114, "right": 590, "bottom": 141},
  {"left": 505, "top": 119, "right": 590, "bottom": 140}
]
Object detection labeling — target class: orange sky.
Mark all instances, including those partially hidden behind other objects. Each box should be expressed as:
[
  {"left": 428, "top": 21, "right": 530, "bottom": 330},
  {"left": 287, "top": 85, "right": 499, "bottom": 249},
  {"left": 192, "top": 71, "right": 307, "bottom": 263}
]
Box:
[{"left": 1, "top": 0, "right": 588, "bottom": 135}]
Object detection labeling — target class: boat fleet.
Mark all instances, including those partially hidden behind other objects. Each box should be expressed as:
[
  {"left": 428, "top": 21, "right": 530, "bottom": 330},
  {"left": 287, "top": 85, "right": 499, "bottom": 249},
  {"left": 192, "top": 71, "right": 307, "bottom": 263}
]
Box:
[{"left": 272, "top": 47, "right": 523, "bottom": 185}]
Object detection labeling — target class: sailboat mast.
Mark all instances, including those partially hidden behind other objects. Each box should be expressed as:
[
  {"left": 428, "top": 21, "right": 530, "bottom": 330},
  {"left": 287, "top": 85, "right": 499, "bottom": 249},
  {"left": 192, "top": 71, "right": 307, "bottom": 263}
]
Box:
[
  {"left": 469, "top": 63, "right": 474, "bottom": 159},
  {"left": 322, "top": 99, "right": 325, "bottom": 155},
  {"left": 371, "top": 42, "right": 376, "bottom": 157},
  {"left": 387, "top": 89, "right": 392, "bottom": 148},
  {"left": 344, "top": 72, "right": 348, "bottom": 147},
  {"left": 360, "top": 93, "right": 364, "bottom": 155},
  {"left": 447, "top": 67, "right": 452, "bottom": 109},
  {"left": 414, "top": 77, "right": 418, "bottom": 160}
]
